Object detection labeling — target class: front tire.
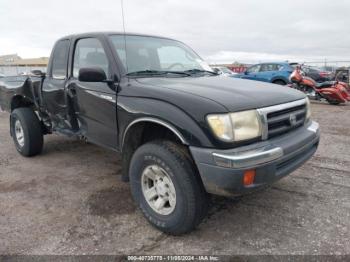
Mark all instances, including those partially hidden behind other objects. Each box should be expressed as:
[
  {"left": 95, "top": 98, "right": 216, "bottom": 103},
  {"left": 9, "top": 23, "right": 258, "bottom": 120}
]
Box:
[
  {"left": 10, "top": 108, "right": 43, "bottom": 157},
  {"left": 129, "top": 140, "right": 208, "bottom": 235}
]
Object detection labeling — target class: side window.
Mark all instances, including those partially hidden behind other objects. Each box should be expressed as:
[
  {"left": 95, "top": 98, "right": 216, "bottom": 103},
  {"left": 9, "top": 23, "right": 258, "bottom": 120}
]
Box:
[
  {"left": 260, "top": 64, "right": 279, "bottom": 72},
  {"left": 51, "top": 40, "right": 69, "bottom": 79},
  {"left": 73, "top": 38, "right": 109, "bottom": 78},
  {"left": 277, "top": 64, "right": 284, "bottom": 71},
  {"left": 259, "top": 64, "right": 267, "bottom": 72},
  {"left": 247, "top": 65, "right": 260, "bottom": 73}
]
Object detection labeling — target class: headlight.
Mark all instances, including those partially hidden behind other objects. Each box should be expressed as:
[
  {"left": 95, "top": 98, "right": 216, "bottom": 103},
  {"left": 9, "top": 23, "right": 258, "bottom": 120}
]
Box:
[
  {"left": 207, "top": 110, "right": 262, "bottom": 142},
  {"left": 230, "top": 110, "right": 262, "bottom": 141},
  {"left": 206, "top": 114, "right": 234, "bottom": 142},
  {"left": 305, "top": 97, "right": 311, "bottom": 121}
]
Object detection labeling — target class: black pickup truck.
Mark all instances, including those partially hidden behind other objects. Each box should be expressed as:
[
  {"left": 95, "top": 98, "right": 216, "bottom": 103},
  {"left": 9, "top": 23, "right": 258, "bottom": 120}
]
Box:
[{"left": 0, "top": 32, "right": 320, "bottom": 234}]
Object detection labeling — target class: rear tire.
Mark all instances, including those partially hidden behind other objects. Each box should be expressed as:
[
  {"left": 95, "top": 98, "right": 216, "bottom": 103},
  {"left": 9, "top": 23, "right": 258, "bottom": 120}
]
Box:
[
  {"left": 326, "top": 99, "right": 340, "bottom": 105},
  {"left": 273, "top": 80, "right": 287, "bottom": 85},
  {"left": 10, "top": 108, "right": 43, "bottom": 157},
  {"left": 129, "top": 140, "right": 208, "bottom": 235}
]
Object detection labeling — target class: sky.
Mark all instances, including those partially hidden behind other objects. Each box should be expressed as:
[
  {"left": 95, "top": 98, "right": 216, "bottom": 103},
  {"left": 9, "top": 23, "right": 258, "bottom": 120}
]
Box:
[{"left": 1, "top": 0, "right": 350, "bottom": 64}]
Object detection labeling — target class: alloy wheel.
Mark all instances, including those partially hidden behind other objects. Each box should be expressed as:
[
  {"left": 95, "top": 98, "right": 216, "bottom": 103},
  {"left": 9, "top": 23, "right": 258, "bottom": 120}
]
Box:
[
  {"left": 14, "top": 120, "right": 25, "bottom": 147},
  {"left": 141, "top": 165, "right": 176, "bottom": 215}
]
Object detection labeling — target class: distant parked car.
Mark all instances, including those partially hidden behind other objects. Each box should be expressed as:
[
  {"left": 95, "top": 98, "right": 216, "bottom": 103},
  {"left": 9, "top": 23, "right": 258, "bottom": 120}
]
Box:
[
  {"left": 291, "top": 65, "right": 334, "bottom": 83},
  {"left": 212, "top": 66, "right": 237, "bottom": 77},
  {"left": 0, "top": 73, "right": 4, "bottom": 78},
  {"left": 233, "top": 62, "right": 293, "bottom": 85},
  {"left": 334, "top": 68, "right": 349, "bottom": 83},
  {"left": 306, "top": 67, "right": 333, "bottom": 82}
]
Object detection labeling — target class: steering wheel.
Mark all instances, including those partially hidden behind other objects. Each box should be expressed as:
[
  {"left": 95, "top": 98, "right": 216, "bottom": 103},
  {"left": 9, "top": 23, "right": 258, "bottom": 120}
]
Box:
[{"left": 166, "top": 63, "right": 185, "bottom": 70}]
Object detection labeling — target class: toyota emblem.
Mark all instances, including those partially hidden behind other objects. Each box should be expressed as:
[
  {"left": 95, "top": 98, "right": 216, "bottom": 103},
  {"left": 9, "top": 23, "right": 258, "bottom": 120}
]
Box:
[{"left": 289, "top": 114, "right": 297, "bottom": 126}]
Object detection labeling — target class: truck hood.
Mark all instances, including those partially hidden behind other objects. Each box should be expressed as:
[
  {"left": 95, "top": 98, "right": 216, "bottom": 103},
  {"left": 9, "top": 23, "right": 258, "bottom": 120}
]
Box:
[{"left": 135, "top": 76, "right": 305, "bottom": 112}]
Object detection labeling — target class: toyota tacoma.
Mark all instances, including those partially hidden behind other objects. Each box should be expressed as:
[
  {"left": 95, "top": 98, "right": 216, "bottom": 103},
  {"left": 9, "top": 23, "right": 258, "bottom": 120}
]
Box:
[{"left": 0, "top": 32, "right": 320, "bottom": 235}]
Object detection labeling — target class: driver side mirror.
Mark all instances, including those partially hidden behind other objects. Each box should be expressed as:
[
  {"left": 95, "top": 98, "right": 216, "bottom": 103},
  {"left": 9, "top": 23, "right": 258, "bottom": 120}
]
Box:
[
  {"left": 78, "top": 67, "right": 107, "bottom": 82},
  {"left": 244, "top": 70, "right": 249, "bottom": 75},
  {"left": 30, "top": 70, "right": 45, "bottom": 76}
]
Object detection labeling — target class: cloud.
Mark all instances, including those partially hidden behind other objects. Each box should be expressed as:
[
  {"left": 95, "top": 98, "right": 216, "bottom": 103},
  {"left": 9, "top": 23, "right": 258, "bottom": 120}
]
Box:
[
  {"left": 1, "top": 0, "right": 350, "bottom": 64},
  {"left": 206, "top": 51, "right": 298, "bottom": 64}
]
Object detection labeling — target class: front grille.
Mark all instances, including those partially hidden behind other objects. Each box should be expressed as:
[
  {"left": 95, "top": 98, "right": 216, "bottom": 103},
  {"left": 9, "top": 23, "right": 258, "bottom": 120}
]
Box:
[{"left": 266, "top": 104, "right": 306, "bottom": 138}]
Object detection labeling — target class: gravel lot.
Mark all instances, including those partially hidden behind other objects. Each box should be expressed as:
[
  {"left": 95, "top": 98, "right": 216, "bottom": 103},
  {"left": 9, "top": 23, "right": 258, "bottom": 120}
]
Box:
[{"left": 0, "top": 102, "right": 349, "bottom": 255}]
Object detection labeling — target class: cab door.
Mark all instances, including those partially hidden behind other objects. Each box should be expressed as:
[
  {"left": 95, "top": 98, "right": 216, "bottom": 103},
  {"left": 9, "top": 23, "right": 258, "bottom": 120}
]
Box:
[
  {"left": 66, "top": 37, "right": 118, "bottom": 149},
  {"left": 242, "top": 64, "right": 261, "bottom": 81},
  {"left": 42, "top": 39, "right": 71, "bottom": 129},
  {"left": 259, "top": 63, "right": 280, "bottom": 82}
]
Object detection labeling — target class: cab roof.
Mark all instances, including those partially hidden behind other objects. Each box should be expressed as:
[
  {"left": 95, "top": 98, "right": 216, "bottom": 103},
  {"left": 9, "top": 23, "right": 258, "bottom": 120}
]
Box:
[{"left": 57, "top": 31, "right": 176, "bottom": 42}]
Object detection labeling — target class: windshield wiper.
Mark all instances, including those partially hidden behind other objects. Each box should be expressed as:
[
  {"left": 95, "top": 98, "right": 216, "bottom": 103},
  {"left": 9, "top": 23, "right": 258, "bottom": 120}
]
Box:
[
  {"left": 126, "top": 70, "right": 190, "bottom": 77},
  {"left": 126, "top": 70, "right": 164, "bottom": 76},
  {"left": 183, "top": 69, "right": 219, "bottom": 75}
]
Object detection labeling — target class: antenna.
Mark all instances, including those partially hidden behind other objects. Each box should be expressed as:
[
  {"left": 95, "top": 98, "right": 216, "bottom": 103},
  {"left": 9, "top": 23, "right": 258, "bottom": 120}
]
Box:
[{"left": 120, "top": 0, "right": 129, "bottom": 73}]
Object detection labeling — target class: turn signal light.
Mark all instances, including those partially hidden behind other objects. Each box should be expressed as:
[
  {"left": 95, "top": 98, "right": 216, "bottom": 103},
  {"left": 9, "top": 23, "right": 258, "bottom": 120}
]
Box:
[{"left": 243, "top": 170, "right": 256, "bottom": 186}]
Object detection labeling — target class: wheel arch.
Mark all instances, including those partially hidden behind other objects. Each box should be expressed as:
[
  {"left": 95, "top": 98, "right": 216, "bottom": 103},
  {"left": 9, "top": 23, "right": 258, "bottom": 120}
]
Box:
[
  {"left": 117, "top": 96, "right": 213, "bottom": 148},
  {"left": 272, "top": 78, "right": 287, "bottom": 85},
  {"left": 120, "top": 117, "right": 189, "bottom": 182},
  {"left": 10, "top": 95, "right": 34, "bottom": 112},
  {"left": 117, "top": 96, "right": 217, "bottom": 181},
  {"left": 122, "top": 117, "right": 187, "bottom": 149}
]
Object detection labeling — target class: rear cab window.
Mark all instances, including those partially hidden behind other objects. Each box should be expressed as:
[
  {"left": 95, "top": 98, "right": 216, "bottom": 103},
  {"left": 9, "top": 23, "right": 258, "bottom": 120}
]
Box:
[{"left": 51, "top": 40, "right": 70, "bottom": 79}]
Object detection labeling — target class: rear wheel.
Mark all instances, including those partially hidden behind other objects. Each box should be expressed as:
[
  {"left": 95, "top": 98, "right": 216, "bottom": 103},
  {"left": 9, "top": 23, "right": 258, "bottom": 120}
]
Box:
[
  {"left": 10, "top": 108, "right": 43, "bottom": 156},
  {"left": 129, "top": 140, "right": 208, "bottom": 235},
  {"left": 326, "top": 98, "right": 340, "bottom": 105},
  {"left": 273, "top": 80, "right": 287, "bottom": 85}
]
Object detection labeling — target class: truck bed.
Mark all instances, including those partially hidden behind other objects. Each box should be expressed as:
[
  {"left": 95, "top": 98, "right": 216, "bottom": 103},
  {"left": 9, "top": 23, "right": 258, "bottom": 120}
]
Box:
[{"left": 0, "top": 76, "right": 43, "bottom": 112}]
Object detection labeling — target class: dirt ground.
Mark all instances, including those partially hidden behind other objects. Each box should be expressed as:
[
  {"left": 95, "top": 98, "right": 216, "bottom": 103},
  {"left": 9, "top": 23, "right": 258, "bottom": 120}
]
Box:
[{"left": 0, "top": 101, "right": 349, "bottom": 256}]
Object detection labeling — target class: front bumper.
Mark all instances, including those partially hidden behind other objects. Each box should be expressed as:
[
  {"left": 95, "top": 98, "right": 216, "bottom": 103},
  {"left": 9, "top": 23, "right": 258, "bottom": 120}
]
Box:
[{"left": 190, "top": 121, "right": 320, "bottom": 197}]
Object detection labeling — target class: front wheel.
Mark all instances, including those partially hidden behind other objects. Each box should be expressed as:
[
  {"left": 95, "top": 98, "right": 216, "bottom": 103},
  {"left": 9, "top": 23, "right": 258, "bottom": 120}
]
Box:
[
  {"left": 129, "top": 140, "right": 208, "bottom": 235},
  {"left": 10, "top": 108, "right": 43, "bottom": 156}
]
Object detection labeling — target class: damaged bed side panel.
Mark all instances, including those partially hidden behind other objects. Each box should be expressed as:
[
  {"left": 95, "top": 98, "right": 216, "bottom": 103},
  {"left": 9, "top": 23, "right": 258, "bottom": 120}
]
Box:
[{"left": 0, "top": 76, "right": 42, "bottom": 112}]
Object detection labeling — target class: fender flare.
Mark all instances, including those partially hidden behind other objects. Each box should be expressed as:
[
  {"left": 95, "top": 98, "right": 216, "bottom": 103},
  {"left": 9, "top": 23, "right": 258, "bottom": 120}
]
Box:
[
  {"left": 117, "top": 96, "right": 214, "bottom": 149},
  {"left": 121, "top": 117, "right": 187, "bottom": 149}
]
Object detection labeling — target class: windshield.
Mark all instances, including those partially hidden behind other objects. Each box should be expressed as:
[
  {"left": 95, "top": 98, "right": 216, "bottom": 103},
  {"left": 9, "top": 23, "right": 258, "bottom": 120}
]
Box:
[{"left": 109, "top": 35, "right": 213, "bottom": 75}]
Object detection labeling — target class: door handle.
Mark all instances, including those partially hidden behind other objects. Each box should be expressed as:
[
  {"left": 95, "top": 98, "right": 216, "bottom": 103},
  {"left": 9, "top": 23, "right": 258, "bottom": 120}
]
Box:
[{"left": 67, "top": 86, "right": 76, "bottom": 97}]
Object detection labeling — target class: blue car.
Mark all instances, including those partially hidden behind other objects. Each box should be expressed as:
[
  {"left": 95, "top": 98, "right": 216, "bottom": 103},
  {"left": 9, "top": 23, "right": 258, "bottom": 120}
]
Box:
[{"left": 234, "top": 62, "right": 293, "bottom": 85}]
